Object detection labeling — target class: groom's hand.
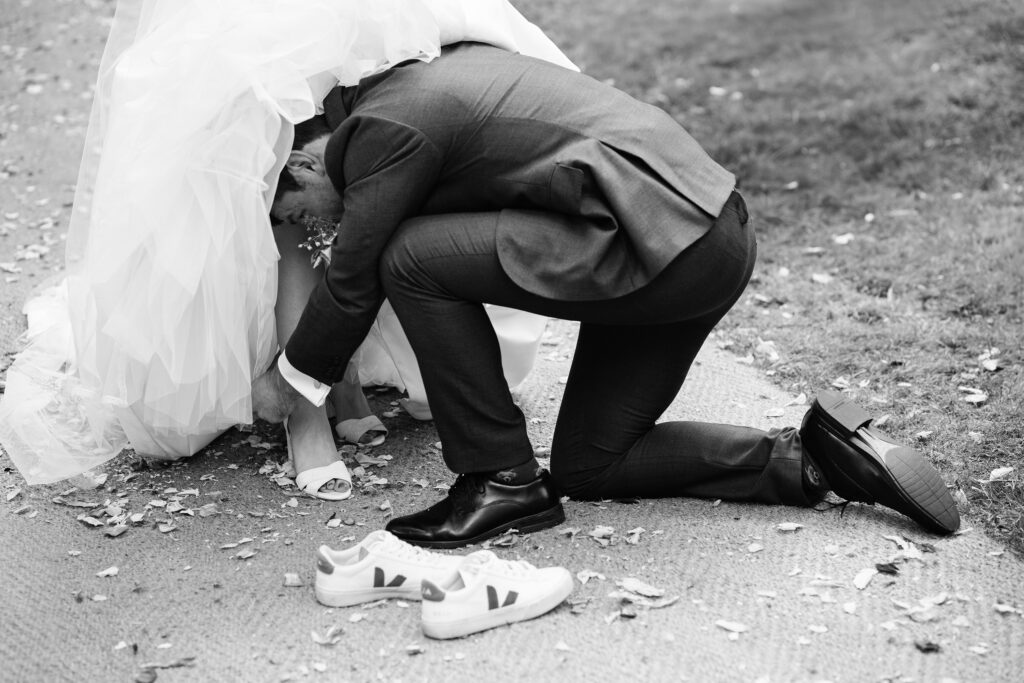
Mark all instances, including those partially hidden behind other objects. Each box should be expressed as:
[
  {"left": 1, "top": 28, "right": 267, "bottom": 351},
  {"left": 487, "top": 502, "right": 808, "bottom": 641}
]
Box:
[{"left": 252, "top": 363, "right": 302, "bottom": 423}]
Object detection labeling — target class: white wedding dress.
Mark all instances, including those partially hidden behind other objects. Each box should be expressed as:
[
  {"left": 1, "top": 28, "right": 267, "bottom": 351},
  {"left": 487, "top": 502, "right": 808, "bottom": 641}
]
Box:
[{"left": 0, "top": 0, "right": 576, "bottom": 484}]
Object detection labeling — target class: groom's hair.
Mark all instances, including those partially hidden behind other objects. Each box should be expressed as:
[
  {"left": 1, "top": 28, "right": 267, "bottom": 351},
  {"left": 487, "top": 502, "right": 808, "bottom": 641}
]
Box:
[{"left": 273, "top": 115, "right": 332, "bottom": 203}]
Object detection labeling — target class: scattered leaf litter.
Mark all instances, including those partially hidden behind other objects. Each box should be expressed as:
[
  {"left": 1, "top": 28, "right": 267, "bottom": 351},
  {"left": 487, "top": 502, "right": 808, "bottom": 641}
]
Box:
[
  {"left": 615, "top": 578, "right": 664, "bottom": 598},
  {"left": 715, "top": 620, "right": 748, "bottom": 633},
  {"left": 576, "top": 570, "right": 605, "bottom": 585},
  {"left": 311, "top": 625, "right": 344, "bottom": 646},
  {"left": 853, "top": 568, "right": 877, "bottom": 590}
]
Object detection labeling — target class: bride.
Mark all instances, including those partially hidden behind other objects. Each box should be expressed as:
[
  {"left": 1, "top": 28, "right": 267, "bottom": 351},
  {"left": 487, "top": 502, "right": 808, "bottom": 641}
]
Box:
[{"left": 0, "top": 0, "right": 576, "bottom": 495}]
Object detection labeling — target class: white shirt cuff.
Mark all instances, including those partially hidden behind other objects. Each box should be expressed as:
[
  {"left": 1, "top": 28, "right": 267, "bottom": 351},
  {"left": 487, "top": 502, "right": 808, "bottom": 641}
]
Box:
[{"left": 278, "top": 352, "right": 331, "bottom": 407}]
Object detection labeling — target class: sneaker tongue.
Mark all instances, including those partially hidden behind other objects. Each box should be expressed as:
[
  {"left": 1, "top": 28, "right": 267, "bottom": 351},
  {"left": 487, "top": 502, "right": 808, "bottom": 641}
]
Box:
[
  {"left": 461, "top": 550, "right": 495, "bottom": 572},
  {"left": 364, "top": 529, "right": 390, "bottom": 546}
]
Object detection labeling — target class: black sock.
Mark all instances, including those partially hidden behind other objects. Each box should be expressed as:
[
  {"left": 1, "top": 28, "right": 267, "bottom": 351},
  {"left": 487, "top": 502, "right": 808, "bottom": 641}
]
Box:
[
  {"left": 487, "top": 458, "right": 542, "bottom": 485},
  {"left": 801, "top": 451, "right": 830, "bottom": 501}
]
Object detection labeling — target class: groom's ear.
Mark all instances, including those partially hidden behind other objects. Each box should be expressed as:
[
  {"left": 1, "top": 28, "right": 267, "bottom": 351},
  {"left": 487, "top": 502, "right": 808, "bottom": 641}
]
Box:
[{"left": 285, "top": 150, "right": 326, "bottom": 179}]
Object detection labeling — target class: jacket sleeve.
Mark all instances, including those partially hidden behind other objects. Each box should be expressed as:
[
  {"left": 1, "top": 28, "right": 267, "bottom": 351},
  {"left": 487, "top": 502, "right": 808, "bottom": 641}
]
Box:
[{"left": 284, "top": 117, "right": 443, "bottom": 383}]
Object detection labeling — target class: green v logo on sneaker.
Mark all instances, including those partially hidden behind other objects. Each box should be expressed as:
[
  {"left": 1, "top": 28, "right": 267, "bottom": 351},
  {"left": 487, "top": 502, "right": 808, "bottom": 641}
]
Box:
[
  {"left": 486, "top": 585, "right": 518, "bottom": 609},
  {"left": 373, "top": 567, "right": 406, "bottom": 588}
]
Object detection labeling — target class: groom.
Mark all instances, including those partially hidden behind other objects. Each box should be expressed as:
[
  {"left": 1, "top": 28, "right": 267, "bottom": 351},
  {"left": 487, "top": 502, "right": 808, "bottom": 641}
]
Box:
[{"left": 254, "top": 43, "right": 959, "bottom": 547}]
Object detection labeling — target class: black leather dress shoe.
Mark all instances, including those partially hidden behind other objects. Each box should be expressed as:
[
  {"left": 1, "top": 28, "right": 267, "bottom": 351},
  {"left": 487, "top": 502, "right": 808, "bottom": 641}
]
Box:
[
  {"left": 385, "top": 471, "right": 565, "bottom": 549},
  {"left": 800, "top": 391, "right": 960, "bottom": 535}
]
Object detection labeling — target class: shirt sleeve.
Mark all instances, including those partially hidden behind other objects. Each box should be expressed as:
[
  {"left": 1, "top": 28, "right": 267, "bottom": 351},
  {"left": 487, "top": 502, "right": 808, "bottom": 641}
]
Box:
[
  {"left": 284, "top": 116, "right": 443, "bottom": 384},
  {"left": 278, "top": 351, "right": 331, "bottom": 407}
]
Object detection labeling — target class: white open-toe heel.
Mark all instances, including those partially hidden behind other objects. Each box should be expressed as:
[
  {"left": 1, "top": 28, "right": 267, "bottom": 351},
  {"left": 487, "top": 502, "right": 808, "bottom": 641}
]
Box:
[
  {"left": 335, "top": 415, "right": 388, "bottom": 447},
  {"left": 285, "top": 418, "right": 352, "bottom": 501}
]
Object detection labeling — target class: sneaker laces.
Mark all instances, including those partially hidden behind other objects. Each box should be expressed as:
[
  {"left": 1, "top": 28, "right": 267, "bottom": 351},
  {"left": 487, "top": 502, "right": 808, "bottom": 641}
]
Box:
[
  {"left": 464, "top": 551, "right": 537, "bottom": 577},
  {"left": 380, "top": 533, "right": 456, "bottom": 567},
  {"left": 491, "top": 559, "right": 537, "bottom": 577}
]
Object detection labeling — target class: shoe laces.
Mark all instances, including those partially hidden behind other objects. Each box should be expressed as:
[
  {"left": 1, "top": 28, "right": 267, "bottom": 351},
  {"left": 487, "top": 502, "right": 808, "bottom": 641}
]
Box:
[
  {"left": 380, "top": 533, "right": 455, "bottom": 567},
  {"left": 465, "top": 551, "right": 537, "bottom": 578},
  {"left": 449, "top": 474, "right": 486, "bottom": 514}
]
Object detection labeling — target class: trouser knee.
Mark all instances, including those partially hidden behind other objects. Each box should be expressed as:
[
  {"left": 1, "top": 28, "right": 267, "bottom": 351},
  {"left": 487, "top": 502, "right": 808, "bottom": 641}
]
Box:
[{"left": 378, "top": 222, "right": 420, "bottom": 294}]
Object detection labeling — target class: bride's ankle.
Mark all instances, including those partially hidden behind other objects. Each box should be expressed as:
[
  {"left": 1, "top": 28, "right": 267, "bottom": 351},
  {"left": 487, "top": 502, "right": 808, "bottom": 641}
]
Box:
[{"left": 285, "top": 410, "right": 338, "bottom": 467}]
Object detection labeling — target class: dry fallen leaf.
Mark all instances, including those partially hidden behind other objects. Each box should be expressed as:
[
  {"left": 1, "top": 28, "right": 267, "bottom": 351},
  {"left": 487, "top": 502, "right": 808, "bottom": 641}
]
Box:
[
  {"left": 487, "top": 531, "right": 518, "bottom": 548},
  {"left": 986, "top": 466, "right": 1014, "bottom": 482},
  {"left": 354, "top": 452, "right": 389, "bottom": 467},
  {"left": 853, "top": 568, "right": 877, "bottom": 590},
  {"left": 197, "top": 503, "right": 219, "bottom": 517},
  {"left": 576, "top": 570, "right": 605, "bottom": 585},
  {"left": 963, "top": 392, "right": 988, "bottom": 405},
  {"left": 588, "top": 525, "right": 614, "bottom": 546},
  {"left": 311, "top": 625, "right": 344, "bottom": 646},
  {"left": 715, "top": 620, "right": 748, "bottom": 633},
  {"left": 615, "top": 578, "right": 665, "bottom": 598},
  {"left": 994, "top": 602, "right": 1021, "bottom": 616},
  {"left": 981, "top": 359, "right": 1000, "bottom": 372}
]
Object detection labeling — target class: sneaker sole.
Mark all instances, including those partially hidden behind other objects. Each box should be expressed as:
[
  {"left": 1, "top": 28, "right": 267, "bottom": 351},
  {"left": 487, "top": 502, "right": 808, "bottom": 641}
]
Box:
[
  {"left": 314, "top": 583, "right": 421, "bottom": 608},
  {"left": 421, "top": 572, "right": 574, "bottom": 639},
  {"left": 403, "top": 503, "right": 566, "bottom": 550}
]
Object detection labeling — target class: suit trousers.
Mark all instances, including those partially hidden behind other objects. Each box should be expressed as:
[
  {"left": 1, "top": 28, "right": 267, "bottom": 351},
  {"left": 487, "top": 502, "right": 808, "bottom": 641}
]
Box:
[{"left": 379, "top": 193, "right": 811, "bottom": 506}]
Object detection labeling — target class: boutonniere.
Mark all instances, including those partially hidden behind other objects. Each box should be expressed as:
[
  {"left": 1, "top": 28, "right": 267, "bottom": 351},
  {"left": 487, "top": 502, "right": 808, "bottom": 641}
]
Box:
[{"left": 298, "top": 216, "right": 339, "bottom": 269}]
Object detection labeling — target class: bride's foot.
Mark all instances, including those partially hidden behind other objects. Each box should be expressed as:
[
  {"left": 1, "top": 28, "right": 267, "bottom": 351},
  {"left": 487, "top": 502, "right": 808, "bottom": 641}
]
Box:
[
  {"left": 330, "top": 378, "right": 387, "bottom": 446},
  {"left": 285, "top": 402, "right": 351, "bottom": 500}
]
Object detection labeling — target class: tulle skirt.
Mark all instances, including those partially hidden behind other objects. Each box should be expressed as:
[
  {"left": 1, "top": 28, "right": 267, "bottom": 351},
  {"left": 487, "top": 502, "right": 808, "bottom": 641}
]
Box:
[{"left": 0, "top": 0, "right": 574, "bottom": 484}]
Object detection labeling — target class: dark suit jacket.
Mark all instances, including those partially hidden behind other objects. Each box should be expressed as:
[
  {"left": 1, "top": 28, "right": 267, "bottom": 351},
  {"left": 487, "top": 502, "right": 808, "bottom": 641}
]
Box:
[{"left": 286, "top": 43, "right": 736, "bottom": 383}]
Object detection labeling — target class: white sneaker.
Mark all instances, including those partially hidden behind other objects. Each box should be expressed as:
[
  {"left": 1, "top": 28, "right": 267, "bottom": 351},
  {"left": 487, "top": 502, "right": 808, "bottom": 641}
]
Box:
[
  {"left": 315, "top": 530, "right": 463, "bottom": 607},
  {"left": 420, "top": 550, "right": 574, "bottom": 639}
]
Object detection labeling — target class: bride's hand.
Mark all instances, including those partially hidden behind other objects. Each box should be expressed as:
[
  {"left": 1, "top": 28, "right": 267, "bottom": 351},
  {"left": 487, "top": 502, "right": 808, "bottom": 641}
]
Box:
[{"left": 252, "top": 365, "right": 302, "bottom": 423}]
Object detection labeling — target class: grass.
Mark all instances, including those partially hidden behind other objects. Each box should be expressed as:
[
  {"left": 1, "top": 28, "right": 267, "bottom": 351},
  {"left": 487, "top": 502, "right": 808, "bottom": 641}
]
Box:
[{"left": 517, "top": 0, "right": 1024, "bottom": 553}]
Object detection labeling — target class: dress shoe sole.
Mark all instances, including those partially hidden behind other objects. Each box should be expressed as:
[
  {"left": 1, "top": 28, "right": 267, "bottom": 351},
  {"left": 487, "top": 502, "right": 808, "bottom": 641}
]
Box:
[
  {"left": 400, "top": 503, "right": 566, "bottom": 550},
  {"left": 806, "top": 392, "right": 959, "bottom": 535}
]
